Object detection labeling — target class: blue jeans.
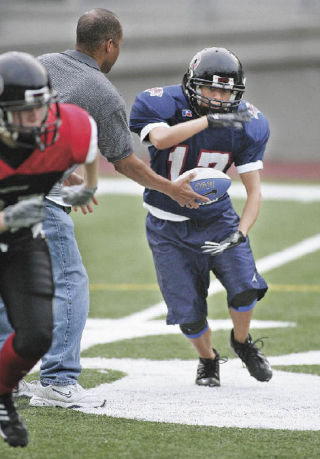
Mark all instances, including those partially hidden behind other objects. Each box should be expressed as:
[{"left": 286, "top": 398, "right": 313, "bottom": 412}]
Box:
[{"left": 0, "top": 199, "right": 89, "bottom": 385}]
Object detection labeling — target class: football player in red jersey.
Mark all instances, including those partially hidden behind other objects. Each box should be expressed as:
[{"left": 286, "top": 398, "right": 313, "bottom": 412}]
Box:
[{"left": 0, "top": 51, "right": 98, "bottom": 448}]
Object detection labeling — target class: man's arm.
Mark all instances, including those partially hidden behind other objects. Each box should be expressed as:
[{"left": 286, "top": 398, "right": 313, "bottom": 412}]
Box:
[{"left": 114, "top": 153, "right": 208, "bottom": 208}]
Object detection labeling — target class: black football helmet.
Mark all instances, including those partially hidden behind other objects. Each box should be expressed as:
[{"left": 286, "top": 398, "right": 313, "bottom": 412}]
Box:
[
  {"left": 182, "top": 47, "right": 246, "bottom": 115},
  {"left": 0, "top": 51, "right": 60, "bottom": 150}
]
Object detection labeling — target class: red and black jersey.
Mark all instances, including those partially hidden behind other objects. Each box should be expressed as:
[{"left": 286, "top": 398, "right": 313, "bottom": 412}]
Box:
[{"left": 0, "top": 103, "right": 97, "bottom": 242}]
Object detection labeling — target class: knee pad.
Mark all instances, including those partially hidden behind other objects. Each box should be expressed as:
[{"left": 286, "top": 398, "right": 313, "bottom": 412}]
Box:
[
  {"left": 180, "top": 319, "right": 208, "bottom": 338},
  {"left": 230, "top": 289, "right": 258, "bottom": 312},
  {"left": 14, "top": 326, "right": 53, "bottom": 360}
]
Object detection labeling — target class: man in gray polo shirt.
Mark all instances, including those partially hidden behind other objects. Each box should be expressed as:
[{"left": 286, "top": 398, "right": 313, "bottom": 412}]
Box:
[{"left": 0, "top": 8, "right": 204, "bottom": 408}]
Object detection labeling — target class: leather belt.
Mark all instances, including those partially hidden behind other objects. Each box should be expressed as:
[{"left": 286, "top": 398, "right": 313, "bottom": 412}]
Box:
[{"left": 45, "top": 199, "right": 72, "bottom": 214}]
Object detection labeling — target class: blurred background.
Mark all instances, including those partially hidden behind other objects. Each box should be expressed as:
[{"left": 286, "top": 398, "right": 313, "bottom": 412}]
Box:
[{"left": 1, "top": 0, "right": 320, "bottom": 179}]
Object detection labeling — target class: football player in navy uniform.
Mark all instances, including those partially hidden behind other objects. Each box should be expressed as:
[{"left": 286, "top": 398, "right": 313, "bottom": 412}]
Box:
[
  {"left": 0, "top": 51, "right": 98, "bottom": 447},
  {"left": 130, "top": 47, "right": 272, "bottom": 388}
]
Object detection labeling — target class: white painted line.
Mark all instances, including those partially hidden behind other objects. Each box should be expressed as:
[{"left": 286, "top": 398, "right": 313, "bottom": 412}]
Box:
[
  {"left": 78, "top": 355, "right": 320, "bottom": 430},
  {"left": 256, "top": 233, "right": 320, "bottom": 272},
  {"left": 97, "top": 178, "right": 320, "bottom": 202}
]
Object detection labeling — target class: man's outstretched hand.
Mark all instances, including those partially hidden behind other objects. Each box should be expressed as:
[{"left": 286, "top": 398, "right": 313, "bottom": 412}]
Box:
[{"left": 170, "top": 172, "right": 210, "bottom": 208}]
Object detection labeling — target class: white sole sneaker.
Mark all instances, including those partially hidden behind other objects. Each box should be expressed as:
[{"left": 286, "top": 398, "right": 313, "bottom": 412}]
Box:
[
  {"left": 29, "top": 384, "right": 106, "bottom": 409},
  {"left": 29, "top": 396, "right": 106, "bottom": 409}
]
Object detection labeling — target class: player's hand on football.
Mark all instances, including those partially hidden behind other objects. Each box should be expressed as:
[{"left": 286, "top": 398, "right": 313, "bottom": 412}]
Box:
[
  {"left": 207, "top": 110, "right": 250, "bottom": 130},
  {"left": 201, "top": 230, "right": 246, "bottom": 256},
  {"left": 171, "top": 172, "right": 210, "bottom": 208},
  {"left": 2, "top": 196, "right": 46, "bottom": 231},
  {"left": 61, "top": 184, "right": 98, "bottom": 206}
]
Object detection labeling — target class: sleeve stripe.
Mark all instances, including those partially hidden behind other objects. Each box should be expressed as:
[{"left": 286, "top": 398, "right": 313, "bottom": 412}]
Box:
[
  {"left": 237, "top": 160, "right": 263, "bottom": 174},
  {"left": 85, "top": 116, "right": 98, "bottom": 164},
  {"left": 140, "top": 122, "right": 170, "bottom": 144}
]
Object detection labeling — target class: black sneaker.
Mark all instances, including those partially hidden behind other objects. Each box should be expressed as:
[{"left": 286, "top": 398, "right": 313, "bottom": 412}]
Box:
[
  {"left": 0, "top": 393, "right": 28, "bottom": 447},
  {"left": 195, "top": 348, "right": 221, "bottom": 387},
  {"left": 230, "top": 329, "right": 273, "bottom": 382}
]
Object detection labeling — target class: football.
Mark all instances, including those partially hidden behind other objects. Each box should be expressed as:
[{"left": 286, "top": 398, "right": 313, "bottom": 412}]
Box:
[{"left": 175, "top": 167, "right": 231, "bottom": 205}]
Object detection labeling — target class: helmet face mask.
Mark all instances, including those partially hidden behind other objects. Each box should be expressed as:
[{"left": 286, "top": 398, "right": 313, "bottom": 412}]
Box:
[
  {"left": 0, "top": 52, "right": 61, "bottom": 151},
  {"left": 182, "top": 47, "right": 246, "bottom": 116}
]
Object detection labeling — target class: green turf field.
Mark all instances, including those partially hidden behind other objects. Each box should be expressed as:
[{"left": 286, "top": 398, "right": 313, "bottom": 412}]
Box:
[{"left": 1, "top": 185, "right": 319, "bottom": 458}]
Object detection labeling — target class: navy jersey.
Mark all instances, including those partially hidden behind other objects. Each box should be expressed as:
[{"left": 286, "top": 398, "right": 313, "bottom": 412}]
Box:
[{"left": 130, "top": 85, "right": 270, "bottom": 221}]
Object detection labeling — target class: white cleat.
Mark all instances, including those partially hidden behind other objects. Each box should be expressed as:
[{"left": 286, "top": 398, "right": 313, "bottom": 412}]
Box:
[{"left": 29, "top": 383, "right": 106, "bottom": 409}]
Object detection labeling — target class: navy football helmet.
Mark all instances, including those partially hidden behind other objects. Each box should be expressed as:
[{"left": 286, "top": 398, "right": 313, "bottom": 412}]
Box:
[
  {"left": 0, "top": 51, "right": 60, "bottom": 150},
  {"left": 182, "top": 47, "right": 246, "bottom": 115}
]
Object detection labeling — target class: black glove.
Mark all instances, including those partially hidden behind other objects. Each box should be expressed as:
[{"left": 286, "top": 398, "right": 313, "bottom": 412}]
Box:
[
  {"left": 3, "top": 196, "right": 46, "bottom": 231},
  {"left": 61, "top": 184, "right": 97, "bottom": 206},
  {"left": 201, "top": 230, "right": 246, "bottom": 256},
  {"left": 207, "top": 111, "right": 250, "bottom": 130}
]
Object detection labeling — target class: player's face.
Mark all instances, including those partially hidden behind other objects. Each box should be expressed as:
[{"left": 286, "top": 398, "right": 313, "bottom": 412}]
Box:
[
  {"left": 11, "top": 106, "right": 47, "bottom": 128},
  {"left": 200, "top": 87, "right": 231, "bottom": 107}
]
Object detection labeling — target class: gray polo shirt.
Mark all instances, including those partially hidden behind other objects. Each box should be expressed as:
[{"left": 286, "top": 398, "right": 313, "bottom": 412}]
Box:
[
  {"left": 39, "top": 50, "right": 133, "bottom": 162},
  {"left": 39, "top": 50, "right": 133, "bottom": 204}
]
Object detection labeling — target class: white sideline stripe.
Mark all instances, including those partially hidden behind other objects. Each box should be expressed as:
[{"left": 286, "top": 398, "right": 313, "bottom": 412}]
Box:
[
  {"left": 256, "top": 234, "right": 320, "bottom": 273},
  {"left": 97, "top": 178, "right": 320, "bottom": 202}
]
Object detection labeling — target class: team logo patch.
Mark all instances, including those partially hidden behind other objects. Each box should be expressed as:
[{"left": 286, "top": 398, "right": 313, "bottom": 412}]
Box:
[
  {"left": 245, "top": 102, "right": 260, "bottom": 119},
  {"left": 145, "top": 87, "right": 163, "bottom": 97},
  {"left": 182, "top": 109, "right": 192, "bottom": 118}
]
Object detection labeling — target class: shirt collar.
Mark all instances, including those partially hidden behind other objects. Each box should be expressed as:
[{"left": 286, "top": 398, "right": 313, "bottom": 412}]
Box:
[{"left": 61, "top": 50, "right": 100, "bottom": 71}]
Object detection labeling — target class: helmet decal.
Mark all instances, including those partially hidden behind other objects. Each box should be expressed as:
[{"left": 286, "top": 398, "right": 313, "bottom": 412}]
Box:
[{"left": 191, "top": 52, "right": 202, "bottom": 71}]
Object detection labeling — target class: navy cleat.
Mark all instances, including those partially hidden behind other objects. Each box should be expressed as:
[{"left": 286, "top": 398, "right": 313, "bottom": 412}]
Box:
[
  {"left": 195, "top": 348, "right": 221, "bottom": 387},
  {"left": 0, "top": 393, "right": 28, "bottom": 447},
  {"left": 230, "top": 329, "right": 273, "bottom": 382}
]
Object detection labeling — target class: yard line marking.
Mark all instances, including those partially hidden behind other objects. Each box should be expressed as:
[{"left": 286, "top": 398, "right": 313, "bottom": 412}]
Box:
[
  {"left": 97, "top": 178, "right": 320, "bottom": 202},
  {"left": 90, "top": 283, "right": 159, "bottom": 291},
  {"left": 268, "top": 284, "right": 320, "bottom": 293},
  {"left": 89, "top": 282, "right": 320, "bottom": 292},
  {"left": 256, "top": 233, "right": 320, "bottom": 273},
  {"left": 79, "top": 353, "right": 320, "bottom": 430}
]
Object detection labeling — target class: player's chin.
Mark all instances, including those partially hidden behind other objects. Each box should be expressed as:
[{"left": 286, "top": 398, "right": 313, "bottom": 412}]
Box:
[{"left": 200, "top": 105, "right": 225, "bottom": 115}]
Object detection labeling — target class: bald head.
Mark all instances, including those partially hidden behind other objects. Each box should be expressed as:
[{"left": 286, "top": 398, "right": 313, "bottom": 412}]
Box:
[{"left": 76, "top": 9, "right": 122, "bottom": 54}]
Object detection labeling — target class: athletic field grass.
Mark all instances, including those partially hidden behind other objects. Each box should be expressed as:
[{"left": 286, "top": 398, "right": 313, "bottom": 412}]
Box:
[{"left": 1, "top": 179, "right": 319, "bottom": 458}]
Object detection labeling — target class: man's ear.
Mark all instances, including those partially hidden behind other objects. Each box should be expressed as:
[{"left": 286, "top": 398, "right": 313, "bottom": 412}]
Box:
[{"left": 104, "top": 38, "right": 113, "bottom": 54}]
